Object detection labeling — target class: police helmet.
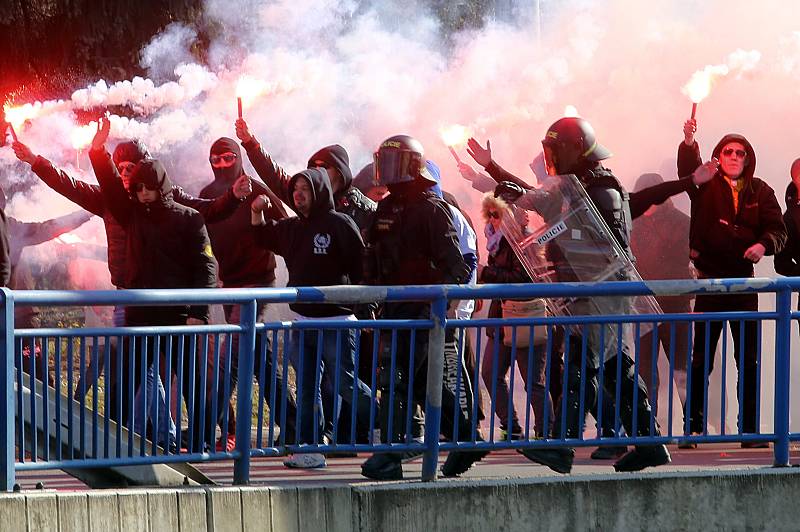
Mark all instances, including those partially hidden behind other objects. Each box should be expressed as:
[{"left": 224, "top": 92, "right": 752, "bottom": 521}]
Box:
[
  {"left": 541, "top": 117, "right": 611, "bottom": 175},
  {"left": 373, "top": 135, "right": 436, "bottom": 187}
]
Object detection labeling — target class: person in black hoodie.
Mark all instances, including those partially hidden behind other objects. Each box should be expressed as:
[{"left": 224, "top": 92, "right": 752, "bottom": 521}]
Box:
[
  {"left": 234, "top": 119, "right": 377, "bottom": 448},
  {"left": 89, "top": 117, "right": 218, "bottom": 452},
  {"left": 199, "top": 137, "right": 297, "bottom": 451},
  {"left": 234, "top": 118, "right": 375, "bottom": 230},
  {"left": 677, "top": 119, "right": 786, "bottom": 444},
  {"left": 250, "top": 167, "right": 374, "bottom": 469},
  {"left": 14, "top": 136, "right": 247, "bottom": 441},
  {"left": 775, "top": 159, "right": 800, "bottom": 284}
]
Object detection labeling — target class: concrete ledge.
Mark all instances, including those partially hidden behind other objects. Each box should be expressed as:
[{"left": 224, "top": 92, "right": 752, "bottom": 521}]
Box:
[{"left": 3, "top": 468, "right": 799, "bottom": 531}]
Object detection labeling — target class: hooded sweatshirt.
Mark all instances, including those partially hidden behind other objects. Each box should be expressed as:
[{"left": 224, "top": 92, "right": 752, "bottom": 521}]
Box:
[
  {"left": 677, "top": 134, "right": 786, "bottom": 277},
  {"left": 242, "top": 138, "right": 376, "bottom": 232},
  {"left": 253, "top": 167, "right": 364, "bottom": 317},
  {"left": 775, "top": 182, "right": 800, "bottom": 277},
  {"left": 200, "top": 137, "right": 287, "bottom": 287},
  {"left": 37, "top": 142, "right": 238, "bottom": 288},
  {"left": 90, "top": 150, "right": 217, "bottom": 323}
]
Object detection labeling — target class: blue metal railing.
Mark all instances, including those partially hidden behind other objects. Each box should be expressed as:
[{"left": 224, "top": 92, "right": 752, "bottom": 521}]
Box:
[{"left": 0, "top": 277, "right": 796, "bottom": 490}]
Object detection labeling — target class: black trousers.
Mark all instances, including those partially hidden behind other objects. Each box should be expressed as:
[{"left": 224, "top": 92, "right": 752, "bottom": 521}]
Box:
[
  {"left": 552, "top": 334, "right": 658, "bottom": 441},
  {"left": 687, "top": 293, "right": 759, "bottom": 433}
]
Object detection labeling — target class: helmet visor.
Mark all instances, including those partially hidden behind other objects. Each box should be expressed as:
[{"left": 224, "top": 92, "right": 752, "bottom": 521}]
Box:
[
  {"left": 374, "top": 149, "right": 420, "bottom": 186},
  {"left": 542, "top": 144, "right": 559, "bottom": 176}
]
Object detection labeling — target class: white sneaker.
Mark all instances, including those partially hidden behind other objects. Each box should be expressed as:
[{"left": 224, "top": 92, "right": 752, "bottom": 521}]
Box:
[{"left": 284, "top": 453, "right": 327, "bottom": 469}]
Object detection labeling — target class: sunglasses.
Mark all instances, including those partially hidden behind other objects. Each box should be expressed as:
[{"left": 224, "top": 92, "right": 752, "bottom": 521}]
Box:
[
  {"left": 487, "top": 211, "right": 501, "bottom": 219},
  {"left": 721, "top": 148, "right": 747, "bottom": 158},
  {"left": 133, "top": 182, "right": 159, "bottom": 192},
  {"left": 209, "top": 153, "right": 238, "bottom": 165},
  {"left": 117, "top": 162, "right": 137, "bottom": 174}
]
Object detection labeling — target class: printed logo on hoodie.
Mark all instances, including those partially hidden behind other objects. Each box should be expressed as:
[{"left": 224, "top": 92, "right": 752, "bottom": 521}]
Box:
[{"left": 314, "top": 233, "right": 331, "bottom": 254}]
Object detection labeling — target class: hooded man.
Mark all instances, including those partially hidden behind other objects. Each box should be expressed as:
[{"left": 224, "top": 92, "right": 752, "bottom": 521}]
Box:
[
  {"left": 234, "top": 118, "right": 376, "bottom": 232},
  {"left": 629, "top": 173, "right": 693, "bottom": 427},
  {"left": 233, "top": 120, "right": 377, "bottom": 448},
  {"left": 199, "top": 137, "right": 296, "bottom": 451},
  {"left": 13, "top": 134, "right": 247, "bottom": 442},
  {"left": 89, "top": 117, "right": 218, "bottom": 452},
  {"left": 678, "top": 120, "right": 786, "bottom": 445},
  {"left": 251, "top": 167, "right": 374, "bottom": 469},
  {"left": 775, "top": 159, "right": 800, "bottom": 280}
]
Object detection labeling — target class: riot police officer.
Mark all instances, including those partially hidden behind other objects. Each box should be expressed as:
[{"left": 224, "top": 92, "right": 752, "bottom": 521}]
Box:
[
  {"left": 497, "top": 117, "right": 681, "bottom": 473},
  {"left": 360, "top": 135, "right": 486, "bottom": 480}
]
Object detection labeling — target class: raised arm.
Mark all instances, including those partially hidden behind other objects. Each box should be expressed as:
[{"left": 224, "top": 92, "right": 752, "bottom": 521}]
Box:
[
  {"left": 236, "top": 118, "right": 294, "bottom": 207},
  {"left": 13, "top": 141, "right": 106, "bottom": 216},
  {"left": 467, "top": 137, "right": 534, "bottom": 190},
  {"left": 88, "top": 117, "right": 133, "bottom": 226},
  {"left": 16, "top": 210, "right": 93, "bottom": 247}
]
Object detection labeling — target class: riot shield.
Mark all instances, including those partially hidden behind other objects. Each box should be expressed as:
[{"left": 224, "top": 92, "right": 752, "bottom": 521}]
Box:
[{"left": 500, "top": 174, "right": 661, "bottom": 362}]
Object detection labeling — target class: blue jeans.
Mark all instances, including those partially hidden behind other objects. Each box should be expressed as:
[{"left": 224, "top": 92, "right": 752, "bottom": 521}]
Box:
[
  {"left": 121, "top": 304, "right": 176, "bottom": 447},
  {"left": 289, "top": 327, "right": 374, "bottom": 445}
]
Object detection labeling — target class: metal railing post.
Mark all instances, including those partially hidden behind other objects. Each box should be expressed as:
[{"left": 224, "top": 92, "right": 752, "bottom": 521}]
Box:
[
  {"left": 422, "top": 296, "right": 447, "bottom": 481},
  {"left": 233, "top": 300, "right": 257, "bottom": 484},
  {"left": 773, "top": 286, "right": 791, "bottom": 467},
  {"left": 0, "top": 289, "right": 15, "bottom": 491}
]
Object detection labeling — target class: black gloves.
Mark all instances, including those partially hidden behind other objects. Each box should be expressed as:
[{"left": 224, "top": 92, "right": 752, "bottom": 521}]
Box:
[{"left": 494, "top": 181, "right": 524, "bottom": 202}]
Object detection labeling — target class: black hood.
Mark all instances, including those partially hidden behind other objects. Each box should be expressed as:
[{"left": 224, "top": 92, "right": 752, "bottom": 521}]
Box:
[
  {"left": 130, "top": 159, "right": 173, "bottom": 203},
  {"left": 711, "top": 133, "right": 756, "bottom": 183},
  {"left": 307, "top": 144, "right": 353, "bottom": 194},
  {"left": 786, "top": 182, "right": 798, "bottom": 205},
  {"left": 113, "top": 140, "right": 150, "bottom": 166},
  {"left": 352, "top": 163, "right": 375, "bottom": 194},
  {"left": 287, "top": 168, "right": 334, "bottom": 218},
  {"left": 210, "top": 137, "right": 243, "bottom": 183}
]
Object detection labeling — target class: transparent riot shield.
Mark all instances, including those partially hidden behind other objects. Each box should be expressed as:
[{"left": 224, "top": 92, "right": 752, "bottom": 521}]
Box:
[{"left": 501, "top": 174, "right": 661, "bottom": 362}]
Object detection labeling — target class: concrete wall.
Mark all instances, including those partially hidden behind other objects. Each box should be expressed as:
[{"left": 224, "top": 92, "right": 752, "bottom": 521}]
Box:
[{"left": 1, "top": 469, "right": 798, "bottom": 531}]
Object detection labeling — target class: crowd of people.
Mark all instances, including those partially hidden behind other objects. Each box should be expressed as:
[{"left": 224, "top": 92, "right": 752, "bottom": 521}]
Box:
[{"left": 0, "top": 110, "right": 796, "bottom": 479}]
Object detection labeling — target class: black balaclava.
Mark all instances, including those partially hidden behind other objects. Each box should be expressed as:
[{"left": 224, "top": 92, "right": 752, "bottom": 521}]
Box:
[
  {"left": 113, "top": 140, "right": 150, "bottom": 166},
  {"left": 210, "top": 137, "right": 243, "bottom": 183}
]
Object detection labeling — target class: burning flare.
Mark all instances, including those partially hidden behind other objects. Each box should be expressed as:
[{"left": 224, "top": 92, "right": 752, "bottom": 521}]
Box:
[
  {"left": 71, "top": 123, "right": 96, "bottom": 150},
  {"left": 682, "top": 49, "right": 762, "bottom": 104},
  {"left": 236, "top": 75, "right": 268, "bottom": 109},
  {"left": 4, "top": 102, "right": 41, "bottom": 130},
  {"left": 563, "top": 105, "right": 579, "bottom": 117},
  {"left": 439, "top": 124, "right": 471, "bottom": 147}
]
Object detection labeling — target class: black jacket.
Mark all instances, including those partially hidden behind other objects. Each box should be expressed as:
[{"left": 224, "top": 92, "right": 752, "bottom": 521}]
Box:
[
  {"left": 631, "top": 203, "right": 694, "bottom": 313},
  {"left": 200, "top": 137, "right": 287, "bottom": 287},
  {"left": 0, "top": 208, "right": 10, "bottom": 287},
  {"left": 253, "top": 168, "right": 364, "bottom": 318},
  {"left": 33, "top": 155, "right": 238, "bottom": 288},
  {"left": 242, "top": 137, "right": 376, "bottom": 232},
  {"left": 775, "top": 183, "right": 800, "bottom": 277},
  {"left": 677, "top": 135, "right": 786, "bottom": 277},
  {"left": 89, "top": 149, "right": 217, "bottom": 323},
  {"left": 366, "top": 180, "right": 470, "bottom": 287}
]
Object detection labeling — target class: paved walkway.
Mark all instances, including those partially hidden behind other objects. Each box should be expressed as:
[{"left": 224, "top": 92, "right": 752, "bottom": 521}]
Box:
[{"left": 14, "top": 444, "right": 797, "bottom": 491}]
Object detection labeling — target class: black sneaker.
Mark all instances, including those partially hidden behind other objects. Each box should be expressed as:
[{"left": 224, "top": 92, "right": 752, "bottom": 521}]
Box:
[
  {"left": 741, "top": 441, "right": 769, "bottom": 449},
  {"left": 590, "top": 446, "right": 628, "bottom": 460},
  {"left": 613, "top": 445, "right": 671, "bottom": 472},
  {"left": 500, "top": 427, "right": 525, "bottom": 441},
  {"left": 441, "top": 450, "right": 489, "bottom": 477},
  {"left": 519, "top": 447, "right": 574, "bottom": 474},
  {"left": 361, "top": 453, "right": 403, "bottom": 480}
]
